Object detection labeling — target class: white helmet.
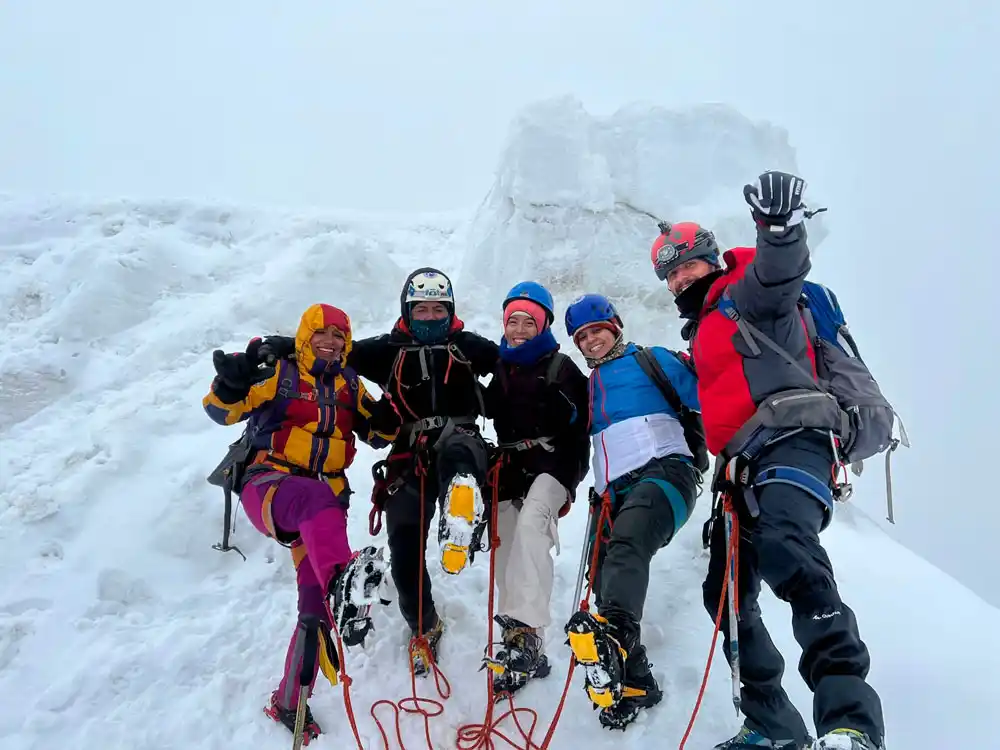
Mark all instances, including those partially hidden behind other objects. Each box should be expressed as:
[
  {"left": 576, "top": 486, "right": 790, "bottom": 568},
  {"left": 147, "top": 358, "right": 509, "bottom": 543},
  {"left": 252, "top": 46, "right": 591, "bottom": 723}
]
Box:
[{"left": 402, "top": 269, "right": 454, "bottom": 311}]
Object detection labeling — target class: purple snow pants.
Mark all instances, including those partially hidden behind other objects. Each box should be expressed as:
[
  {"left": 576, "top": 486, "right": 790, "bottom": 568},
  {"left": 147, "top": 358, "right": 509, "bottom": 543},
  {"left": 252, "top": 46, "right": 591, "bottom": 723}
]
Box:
[{"left": 241, "top": 473, "right": 352, "bottom": 709}]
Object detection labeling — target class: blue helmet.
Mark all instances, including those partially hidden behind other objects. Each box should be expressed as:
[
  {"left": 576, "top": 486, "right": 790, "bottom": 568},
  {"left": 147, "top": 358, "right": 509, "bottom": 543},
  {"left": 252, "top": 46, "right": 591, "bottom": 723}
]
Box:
[
  {"left": 503, "top": 281, "right": 555, "bottom": 324},
  {"left": 565, "top": 294, "right": 622, "bottom": 337}
]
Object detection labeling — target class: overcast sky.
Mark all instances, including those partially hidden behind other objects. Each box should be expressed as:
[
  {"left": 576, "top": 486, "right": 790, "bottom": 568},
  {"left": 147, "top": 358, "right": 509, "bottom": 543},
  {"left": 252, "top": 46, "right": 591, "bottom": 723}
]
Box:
[{"left": 2, "top": 1, "right": 998, "bottom": 604}]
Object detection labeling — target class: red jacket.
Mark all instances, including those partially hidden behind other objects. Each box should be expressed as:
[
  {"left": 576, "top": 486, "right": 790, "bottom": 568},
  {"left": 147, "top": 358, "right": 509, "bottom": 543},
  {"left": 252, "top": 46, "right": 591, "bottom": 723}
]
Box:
[{"left": 690, "top": 227, "right": 820, "bottom": 455}]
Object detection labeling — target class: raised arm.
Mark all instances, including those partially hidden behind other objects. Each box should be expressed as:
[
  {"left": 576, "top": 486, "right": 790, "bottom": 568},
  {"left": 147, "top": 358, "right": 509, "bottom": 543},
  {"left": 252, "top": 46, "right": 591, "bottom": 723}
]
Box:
[
  {"left": 728, "top": 171, "right": 817, "bottom": 321},
  {"left": 202, "top": 339, "right": 281, "bottom": 425}
]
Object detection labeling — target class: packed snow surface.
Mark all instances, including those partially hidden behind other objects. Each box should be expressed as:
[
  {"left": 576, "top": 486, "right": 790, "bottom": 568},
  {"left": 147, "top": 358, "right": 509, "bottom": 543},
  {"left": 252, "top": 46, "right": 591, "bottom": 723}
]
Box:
[{"left": 0, "top": 98, "right": 993, "bottom": 750}]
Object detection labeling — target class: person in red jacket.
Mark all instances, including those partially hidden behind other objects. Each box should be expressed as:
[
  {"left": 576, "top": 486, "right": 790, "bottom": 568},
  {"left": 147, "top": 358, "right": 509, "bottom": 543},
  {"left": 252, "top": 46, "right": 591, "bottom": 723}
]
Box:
[{"left": 650, "top": 172, "right": 884, "bottom": 750}]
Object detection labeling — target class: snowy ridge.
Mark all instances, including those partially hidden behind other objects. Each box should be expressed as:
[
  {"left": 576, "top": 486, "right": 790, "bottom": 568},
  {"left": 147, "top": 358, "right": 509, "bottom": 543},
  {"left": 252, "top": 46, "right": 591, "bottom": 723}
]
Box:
[{"left": 0, "top": 99, "right": 995, "bottom": 750}]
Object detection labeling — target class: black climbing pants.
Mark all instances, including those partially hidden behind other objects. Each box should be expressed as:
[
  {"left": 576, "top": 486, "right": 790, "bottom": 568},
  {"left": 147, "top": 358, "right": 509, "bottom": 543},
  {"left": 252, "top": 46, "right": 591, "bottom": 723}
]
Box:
[{"left": 703, "top": 431, "right": 884, "bottom": 746}]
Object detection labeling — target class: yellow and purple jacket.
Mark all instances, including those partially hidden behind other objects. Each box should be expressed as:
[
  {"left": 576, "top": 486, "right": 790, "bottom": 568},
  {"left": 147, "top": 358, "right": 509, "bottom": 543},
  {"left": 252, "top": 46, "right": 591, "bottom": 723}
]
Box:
[{"left": 202, "top": 303, "right": 396, "bottom": 499}]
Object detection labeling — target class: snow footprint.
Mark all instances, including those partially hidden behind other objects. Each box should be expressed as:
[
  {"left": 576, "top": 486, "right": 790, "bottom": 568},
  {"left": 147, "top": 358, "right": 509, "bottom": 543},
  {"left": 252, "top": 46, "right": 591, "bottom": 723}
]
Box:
[
  {"left": 80, "top": 568, "right": 157, "bottom": 622},
  {"left": 0, "top": 599, "right": 50, "bottom": 671}
]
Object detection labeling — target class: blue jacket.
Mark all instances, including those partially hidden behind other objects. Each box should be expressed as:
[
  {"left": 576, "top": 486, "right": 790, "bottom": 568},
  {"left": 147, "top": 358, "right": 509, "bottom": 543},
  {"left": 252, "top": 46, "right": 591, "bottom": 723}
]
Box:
[{"left": 589, "top": 343, "right": 700, "bottom": 435}]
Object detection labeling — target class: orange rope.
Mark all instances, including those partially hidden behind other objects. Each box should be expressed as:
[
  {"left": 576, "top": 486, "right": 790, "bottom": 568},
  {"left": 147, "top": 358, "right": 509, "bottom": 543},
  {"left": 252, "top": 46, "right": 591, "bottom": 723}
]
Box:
[
  {"left": 678, "top": 495, "right": 740, "bottom": 749},
  {"left": 455, "top": 459, "right": 545, "bottom": 750},
  {"left": 370, "top": 465, "right": 452, "bottom": 749}
]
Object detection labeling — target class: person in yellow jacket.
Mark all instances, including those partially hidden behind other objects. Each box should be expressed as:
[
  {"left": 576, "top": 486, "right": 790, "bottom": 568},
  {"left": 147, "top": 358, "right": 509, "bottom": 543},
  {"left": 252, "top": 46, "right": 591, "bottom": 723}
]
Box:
[{"left": 203, "top": 303, "right": 401, "bottom": 743}]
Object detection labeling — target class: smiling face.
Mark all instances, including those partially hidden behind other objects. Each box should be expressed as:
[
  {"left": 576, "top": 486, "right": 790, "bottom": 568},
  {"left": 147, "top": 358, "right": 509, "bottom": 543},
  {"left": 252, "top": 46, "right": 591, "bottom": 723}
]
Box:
[
  {"left": 504, "top": 313, "right": 538, "bottom": 347},
  {"left": 310, "top": 326, "right": 346, "bottom": 361},
  {"left": 666, "top": 258, "right": 716, "bottom": 296},
  {"left": 574, "top": 325, "right": 617, "bottom": 359},
  {"left": 411, "top": 301, "right": 450, "bottom": 321}
]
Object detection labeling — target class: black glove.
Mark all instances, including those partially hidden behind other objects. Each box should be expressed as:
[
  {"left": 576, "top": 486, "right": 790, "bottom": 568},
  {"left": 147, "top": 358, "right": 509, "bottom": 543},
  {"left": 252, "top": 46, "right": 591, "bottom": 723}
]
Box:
[
  {"left": 367, "top": 394, "right": 402, "bottom": 436},
  {"left": 259, "top": 335, "right": 297, "bottom": 362},
  {"left": 211, "top": 338, "right": 276, "bottom": 403},
  {"left": 743, "top": 171, "right": 809, "bottom": 232}
]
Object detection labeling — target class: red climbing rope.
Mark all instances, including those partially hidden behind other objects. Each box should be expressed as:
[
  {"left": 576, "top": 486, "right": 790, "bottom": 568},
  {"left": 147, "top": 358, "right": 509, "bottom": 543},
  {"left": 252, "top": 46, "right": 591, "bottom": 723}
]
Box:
[
  {"left": 370, "top": 465, "right": 453, "bottom": 750},
  {"left": 320, "top": 589, "right": 366, "bottom": 748},
  {"left": 340, "top": 453, "right": 620, "bottom": 749},
  {"left": 678, "top": 495, "right": 740, "bottom": 749},
  {"left": 527, "top": 491, "right": 614, "bottom": 749},
  {"left": 461, "top": 487, "right": 614, "bottom": 750},
  {"left": 455, "top": 459, "right": 546, "bottom": 750}
]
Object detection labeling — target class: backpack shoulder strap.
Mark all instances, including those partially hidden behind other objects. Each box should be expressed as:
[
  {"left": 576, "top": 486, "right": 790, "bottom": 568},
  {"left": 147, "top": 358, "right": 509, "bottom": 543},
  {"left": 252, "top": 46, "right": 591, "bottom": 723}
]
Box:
[
  {"left": 496, "top": 351, "right": 565, "bottom": 397},
  {"left": 275, "top": 358, "right": 301, "bottom": 399},
  {"left": 800, "top": 305, "right": 820, "bottom": 343},
  {"left": 544, "top": 351, "right": 568, "bottom": 386},
  {"left": 633, "top": 346, "right": 686, "bottom": 416},
  {"left": 719, "top": 291, "right": 820, "bottom": 387},
  {"left": 446, "top": 341, "right": 487, "bottom": 418},
  {"left": 496, "top": 363, "right": 510, "bottom": 394},
  {"left": 634, "top": 345, "right": 710, "bottom": 472}
]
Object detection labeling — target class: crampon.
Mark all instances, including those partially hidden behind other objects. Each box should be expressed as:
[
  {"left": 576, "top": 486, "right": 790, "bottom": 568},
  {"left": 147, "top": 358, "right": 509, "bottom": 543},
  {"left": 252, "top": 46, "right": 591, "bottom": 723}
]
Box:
[
  {"left": 330, "top": 545, "right": 390, "bottom": 647},
  {"left": 438, "top": 474, "right": 486, "bottom": 575}
]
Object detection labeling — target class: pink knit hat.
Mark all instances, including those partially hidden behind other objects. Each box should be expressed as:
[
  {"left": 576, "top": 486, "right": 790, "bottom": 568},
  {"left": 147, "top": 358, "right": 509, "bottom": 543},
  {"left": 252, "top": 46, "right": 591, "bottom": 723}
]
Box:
[{"left": 503, "top": 299, "right": 548, "bottom": 332}]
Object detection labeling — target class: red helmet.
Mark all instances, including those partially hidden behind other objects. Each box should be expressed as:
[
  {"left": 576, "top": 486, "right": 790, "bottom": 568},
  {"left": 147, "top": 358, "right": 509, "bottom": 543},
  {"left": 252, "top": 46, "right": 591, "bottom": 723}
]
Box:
[{"left": 650, "top": 221, "right": 721, "bottom": 281}]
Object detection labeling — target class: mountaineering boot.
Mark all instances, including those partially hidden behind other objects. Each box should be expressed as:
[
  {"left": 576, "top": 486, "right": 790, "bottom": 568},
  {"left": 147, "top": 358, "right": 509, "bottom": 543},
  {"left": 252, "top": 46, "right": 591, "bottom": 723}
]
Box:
[
  {"left": 563, "top": 610, "right": 627, "bottom": 710},
  {"left": 484, "top": 614, "right": 552, "bottom": 699},
  {"left": 597, "top": 640, "right": 663, "bottom": 730},
  {"left": 714, "top": 725, "right": 812, "bottom": 749},
  {"left": 263, "top": 690, "right": 322, "bottom": 746},
  {"left": 329, "top": 545, "right": 390, "bottom": 647},
  {"left": 812, "top": 729, "right": 882, "bottom": 750},
  {"left": 410, "top": 615, "right": 445, "bottom": 676},
  {"left": 438, "top": 473, "right": 485, "bottom": 575}
]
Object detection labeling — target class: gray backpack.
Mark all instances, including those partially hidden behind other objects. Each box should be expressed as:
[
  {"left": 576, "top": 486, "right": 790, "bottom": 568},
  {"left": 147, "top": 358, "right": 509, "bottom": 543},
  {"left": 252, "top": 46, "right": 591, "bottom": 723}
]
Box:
[{"left": 718, "top": 281, "right": 909, "bottom": 520}]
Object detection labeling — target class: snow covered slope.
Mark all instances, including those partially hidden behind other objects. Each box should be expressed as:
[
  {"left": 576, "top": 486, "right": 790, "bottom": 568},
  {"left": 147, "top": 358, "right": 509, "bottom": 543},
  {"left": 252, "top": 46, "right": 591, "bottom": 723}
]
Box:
[{"left": 0, "top": 100, "right": 994, "bottom": 750}]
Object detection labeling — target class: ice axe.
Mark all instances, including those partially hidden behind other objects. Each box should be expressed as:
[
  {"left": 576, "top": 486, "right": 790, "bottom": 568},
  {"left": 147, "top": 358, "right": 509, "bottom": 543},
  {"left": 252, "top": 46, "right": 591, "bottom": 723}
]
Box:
[
  {"left": 570, "top": 493, "right": 599, "bottom": 618},
  {"left": 724, "top": 504, "right": 741, "bottom": 715}
]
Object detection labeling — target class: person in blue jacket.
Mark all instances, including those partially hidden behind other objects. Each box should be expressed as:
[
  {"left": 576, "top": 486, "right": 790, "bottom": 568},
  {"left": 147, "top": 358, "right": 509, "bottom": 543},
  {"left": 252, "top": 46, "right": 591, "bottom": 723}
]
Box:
[{"left": 562, "top": 293, "right": 702, "bottom": 731}]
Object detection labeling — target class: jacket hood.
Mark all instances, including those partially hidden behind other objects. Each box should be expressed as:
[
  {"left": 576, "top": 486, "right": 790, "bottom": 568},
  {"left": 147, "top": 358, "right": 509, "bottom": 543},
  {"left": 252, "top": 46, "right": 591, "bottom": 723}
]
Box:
[{"left": 295, "top": 303, "right": 353, "bottom": 373}]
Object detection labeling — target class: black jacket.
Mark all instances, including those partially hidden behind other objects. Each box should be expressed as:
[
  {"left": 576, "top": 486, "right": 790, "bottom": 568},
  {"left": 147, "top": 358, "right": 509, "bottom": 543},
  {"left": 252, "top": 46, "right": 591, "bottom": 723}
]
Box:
[
  {"left": 484, "top": 349, "right": 591, "bottom": 501},
  {"left": 347, "top": 317, "right": 498, "bottom": 442}
]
